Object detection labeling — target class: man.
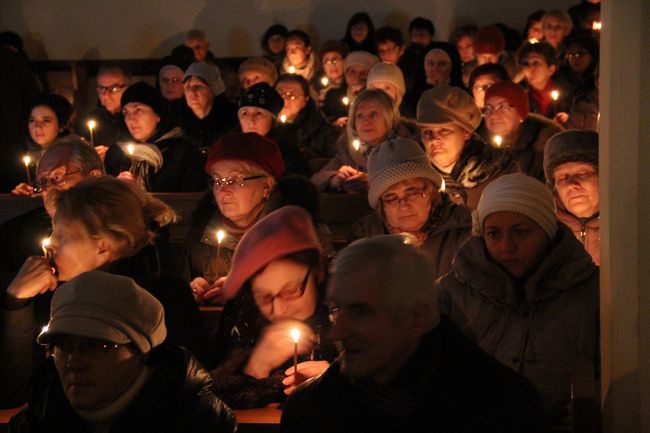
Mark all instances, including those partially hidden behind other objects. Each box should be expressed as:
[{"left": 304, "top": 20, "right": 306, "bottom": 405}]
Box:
[
  {"left": 376, "top": 26, "right": 405, "bottom": 65},
  {"left": 280, "top": 30, "right": 316, "bottom": 82},
  {"left": 9, "top": 271, "right": 236, "bottom": 432},
  {"left": 74, "top": 62, "right": 132, "bottom": 155},
  {"left": 185, "top": 29, "right": 214, "bottom": 62},
  {"left": 544, "top": 130, "right": 600, "bottom": 265},
  {"left": 408, "top": 17, "right": 435, "bottom": 48},
  {"left": 281, "top": 235, "right": 551, "bottom": 433}
]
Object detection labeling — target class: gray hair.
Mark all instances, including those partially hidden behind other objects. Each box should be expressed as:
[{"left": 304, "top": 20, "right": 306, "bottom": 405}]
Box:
[
  {"left": 37, "top": 139, "right": 105, "bottom": 176},
  {"left": 330, "top": 234, "right": 438, "bottom": 322},
  {"left": 186, "top": 29, "right": 207, "bottom": 41}
]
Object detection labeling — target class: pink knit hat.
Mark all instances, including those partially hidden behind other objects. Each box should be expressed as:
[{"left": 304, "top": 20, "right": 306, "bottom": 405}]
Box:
[
  {"left": 221, "top": 205, "right": 322, "bottom": 300},
  {"left": 204, "top": 132, "right": 285, "bottom": 178},
  {"left": 484, "top": 80, "right": 530, "bottom": 120}
]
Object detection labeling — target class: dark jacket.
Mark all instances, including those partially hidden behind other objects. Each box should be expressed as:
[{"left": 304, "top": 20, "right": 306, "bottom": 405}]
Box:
[
  {"left": 350, "top": 194, "right": 472, "bottom": 278},
  {"left": 74, "top": 105, "right": 131, "bottom": 148},
  {"left": 0, "top": 206, "right": 50, "bottom": 276},
  {"left": 0, "top": 244, "right": 218, "bottom": 408},
  {"left": 281, "top": 316, "right": 551, "bottom": 433},
  {"left": 566, "top": 88, "right": 599, "bottom": 132},
  {"left": 104, "top": 127, "right": 205, "bottom": 192},
  {"left": 181, "top": 94, "right": 238, "bottom": 153},
  {"left": 322, "top": 85, "right": 349, "bottom": 122},
  {"left": 8, "top": 345, "right": 236, "bottom": 433},
  {"left": 506, "top": 114, "right": 563, "bottom": 182},
  {"left": 435, "top": 225, "right": 599, "bottom": 423}
]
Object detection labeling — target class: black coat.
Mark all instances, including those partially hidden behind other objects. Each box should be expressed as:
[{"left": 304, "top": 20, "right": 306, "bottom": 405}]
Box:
[
  {"left": 181, "top": 95, "right": 238, "bottom": 153},
  {"left": 0, "top": 206, "right": 50, "bottom": 276},
  {"left": 8, "top": 345, "right": 236, "bottom": 433},
  {"left": 281, "top": 316, "right": 552, "bottom": 433},
  {"left": 74, "top": 106, "right": 131, "bottom": 148}
]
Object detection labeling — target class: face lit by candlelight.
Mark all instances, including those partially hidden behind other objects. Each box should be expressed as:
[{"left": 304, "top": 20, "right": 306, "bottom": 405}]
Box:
[
  {"left": 96, "top": 71, "right": 129, "bottom": 114},
  {"left": 456, "top": 35, "right": 475, "bottom": 63},
  {"left": 321, "top": 52, "right": 344, "bottom": 81},
  {"left": 419, "top": 123, "right": 469, "bottom": 172},
  {"left": 367, "top": 81, "right": 400, "bottom": 105},
  {"left": 521, "top": 53, "right": 556, "bottom": 91},
  {"left": 553, "top": 161, "right": 599, "bottom": 218},
  {"left": 240, "top": 71, "right": 271, "bottom": 90},
  {"left": 158, "top": 66, "right": 185, "bottom": 101},
  {"left": 484, "top": 96, "right": 523, "bottom": 139},
  {"left": 184, "top": 76, "right": 215, "bottom": 117},
  {"left": 424, "top": 50, "right": 451, "bottom": 87},
  {"left": 238, "top": 107, "right": 274, "bottom": 136},
  {"left": 122, "top": 103, "right": 160, "bottom": 143},
  {"left": 285, "top": 38, "right": 311, "bottom": 68},
  {"left": 28, "top": 105, "right": 61, "bottom": 147},
  {"left": 380, "top": 178, "right": 436, "bottom": 233},
  {"left": 471, "top": 74, "right": 499, "bottom": 109},
  {"left": 353, "top": 100, "right": 390, "bottom": 146},
  {"left": 345, "top": 65, "right": 370, "bottom": 95},
  {"left": 276, "top": 80, "right": 308, "bottom": 121}
]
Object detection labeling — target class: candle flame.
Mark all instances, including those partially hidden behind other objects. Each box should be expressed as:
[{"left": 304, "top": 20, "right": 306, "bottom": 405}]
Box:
[
  {"left": 41, "top": 325, "right": 49, "bottom": 334},
  {"left": 216, "top": 229, "right": 225, "bottom": 243},
  {"left": 321, "top": 76, "right": 329, "bottom": 86},
  {"left": 290, "top": 328, "right": 300, "bottom": 343},
  {"left": 352, "top": 139, "right": 361, "bottom": 151},
  {"left": 87, "top": 119, "right": 96, "bottom": 130},
  {"left": 288, "top": 66, "right": 296, "bottom": 74},
  {"left": 439, "top": 179, "right": 446, "bottom": 193},
  {"left": 494, "top": 135, "right": 503, "bottom": 147},
  {"left": 22, "top": 155, "right": 31, "bottom": 167},
  {"left": 592, "top": 21, "right": 602, "bottom": 31},
  {"left": 528, "top": 38, "right": 539, "bottom": 44},
  {"left": 342, "top": 96, "right": 350, "bottom": 106},
  {"left": 550, "top": 90, "right": 560, "bottom": 101},
  {"left": 280, "top": 114, "right": 287, "bottom": 123},
  {"left": 127, "top": 144, "right": 134, "bottom": 155},
  {"left": 41, "top": 237, "right": 51, "bottom": 257}
]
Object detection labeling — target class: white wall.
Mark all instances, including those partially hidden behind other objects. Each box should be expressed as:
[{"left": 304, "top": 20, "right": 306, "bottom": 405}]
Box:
[{"left": 1, "top": 0, "right": 572, "bottom": 60}]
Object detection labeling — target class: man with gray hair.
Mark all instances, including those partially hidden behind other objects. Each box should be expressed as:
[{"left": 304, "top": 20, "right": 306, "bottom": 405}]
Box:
[{"left": 281, "top": 235, "right": 551, "bottom": 433}]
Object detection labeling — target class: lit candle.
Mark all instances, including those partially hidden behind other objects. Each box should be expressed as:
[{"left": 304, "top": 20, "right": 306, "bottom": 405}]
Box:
[
  {"left": 528, "top": 38, "right": 539, "bottom": 44},
  {"left": 592, "top": 21, "right": 602, "bottom": 31},
  {"left": 215, "top": 229, "right": 225, "bottom": 275},
  {"left": 288, "top": 66, "right": 296, "bottom": 74},
  {"left": 127, "top": 144, "right": 135, "bottom": 155},
  {"left": 493, "top": 135, "right": 503, "bottom": 147},
  {"left": 290, "top": 328, "right": 300, "bottom": 374},
  {"left": 41, "top": 237, "right": 51, "bottom": 258},
  {"left": 352, "top": 139, "right": 361, "bottom": 151},
  {"left": 280, "top": 114, "right": 287, "bottom": 123},
  {"left": 439, "top": 179, "right": 446, "bottom": 193},
  {"left": 342, "top": 96, "right": 350, "bottom": 106},
  {"left": 320, "top": 76, "right": 329, "bottom": 87},
  {"left": 550, "top": 90, "right": 560, "bottom": 102},
  {"left": 22, "top": 155, "right": 32, "bottom": 184},
  {"left": 86, "top": 119, "right": 97, "bottom": 145}
]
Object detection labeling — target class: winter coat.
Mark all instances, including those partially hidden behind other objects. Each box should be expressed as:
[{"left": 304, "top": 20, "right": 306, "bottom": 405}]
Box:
[
  {"left": 281, "top": 316, "right": 551, "bottom": 433},
  {"left": 435, "top": 224, "right": 599, "bottom": 423},
  {"left": 210, "top": 286, "right": 338, "bottom": 410},
  {"left": 74, "top": 106, "right": 130, "bottom": 149},
  {"left": 566, "top": 88, "right": 599, "bottom": 132},
  {"left": 8, "top": 345, "right": 236, "bottom": 433},
  {"left": 274, "top": 99, "right": 339, "bottom": 159},
  {"left": 350, "top": 194, "right": 472, "bottom": 278},
  {"left": 557, "top": 207, "right": 600, "bottom": 266},
  {"left": 280, "top": 52, "right": 317, "bottom": 82},
  {"left": 322, "top": 85, "right": 349, "bottom": 122},
  {"left": 436, "top": 137, "right": 518, "bottom": 210},
  {"left": 104, "top": 126, "right": 205, "bottom": 192},
  {"left": 181, "top": 94, "right": 238, "bottom": 153},
  {"left": 0, "top": 206, "right": 50, "bottom": 276},
  {"left": 0, "top": 244, "right": 218, "bottom": 408}
]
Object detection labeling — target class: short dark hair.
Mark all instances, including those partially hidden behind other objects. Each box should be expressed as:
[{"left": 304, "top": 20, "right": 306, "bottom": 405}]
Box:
[
  {"left": 375, "top": 26, "right": 404, "bottom": 47},
  {"left": 409, "top": 17, "right": 435, "bottom": 37},
  {"left": 286, "top": 29, "right": 311, "bottom": 48},
  {"left": 276, "top": 74, "right": 310, "bottom": 97},
  {"left": 97, "top": 62, "right": 132, "bottom": 81},
  {"left": 516, "top": 41, "right": 559, "bottom": 67},
  {"left": 450, "top": 24, "right": 478, "bottom": 44},
  {"left": 468, "top": 63, "right": 510, "bottom": 92}
]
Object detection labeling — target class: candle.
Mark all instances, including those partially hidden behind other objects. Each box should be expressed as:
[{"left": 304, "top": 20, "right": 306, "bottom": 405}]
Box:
[
  {"left": 592, "top": 21, "right": 602, "bottom": 31},
  {"left": 127, "top": 144, "right": 135, "bottom": 155},
  {"left": 493, "top": 135, "right": 503, "bottom": 147},
  {"left": 290, "top": 328, "right": 300, "bottom": 374},
  {"left": 320, "top": 76, "right": 329, "bottom": 87},
  {"left": 352, "top": 139, "right": 361, "bottom": 151},
  {"left": 550, "top": 90, "right": 560, "bottom": 102},
  {"left": 41, "top": 237, "right": 51, "bottom": 258},
  {"left": 439, "top": 179, "right": 446, "bottom": 193},
  {"left": 280, "top": 114, "right": 287, "bottom": 123},
  {"left": 528, "top": 38, "right": 539, "bottom": 44},
  {"left": 86, "top": 119, "right": 97, "bottom": 145},
  {"left": 22, "top": 155, "right": 32, "bottom": 184},
  {"left": 288, "top": 66, "right": 296, "bottom": 74},
  {"left": 215, "top": 229, "right": 225, "bottom": 274},
  {"left": 342, "top": 96, "right": 350, "bottom": 106}
]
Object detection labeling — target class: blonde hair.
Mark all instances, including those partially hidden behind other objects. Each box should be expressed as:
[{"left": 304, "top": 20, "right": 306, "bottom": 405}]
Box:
[
  {"left": 542, "top": 10, "right": 573, "bottom": 35},
  {"left": 51, "top": 177, "right": 177, "bottom": 258},
  {"left": 346, "top": 88, "right": 400, "bottom": 144}
]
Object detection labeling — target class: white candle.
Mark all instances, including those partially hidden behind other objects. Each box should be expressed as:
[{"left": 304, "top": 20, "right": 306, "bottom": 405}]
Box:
[
  {"left": 439, "top": 179, "right": 446, "bottom": 193},
  {"left": 592, "top": 21, "right": 602, "bottom": 31},
  {"left": 550, "top": 90, "right": 560, "bottom": 101},
  {"left": 321, "top": 76, "right": 329, "bottom": 87},
  {"left": 290, "top": 328, "right": 300, "bottom": 374},
  {"left": 494, "top": 135, "right": 503, "bottom": 147},
  {"left": 342, "top": 96, "right": 350, "bottom": 106},
  {"left": 280, "top": 114, "right": 287, "bottom": 123},
  {"left": 215, "top": 229, "right": 225, "bottom": 275},
  {"left": 528, "top": 38, "right": 539, "bottom": 44},
  {"left": 352, "top": 139, "right": 361, "bottom": 151},
  {"left": 127, "top": 144, "right": 135, "bottom": 155},
  {"left": 87, "top": 119, "right": 96, "bottom": 145},
  {"left": 22, "top": 155, "right": 32, "bottom": 184},
  {"left": 41, "top": 237, "right": 51, "bottom": 258}
]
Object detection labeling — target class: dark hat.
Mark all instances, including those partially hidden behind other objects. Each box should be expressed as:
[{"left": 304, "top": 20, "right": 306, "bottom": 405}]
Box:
[
  {"left": 544, "top": 130, "right": 599, "bottom": 184},
  {"left": 28, "top": 94, "right": 73, "bottom": 127},
  {"left": 120, "top": 81, "right": 167, "bottom": 117},
  {"left": 158, "top": 55, "right": 191, "bottom": 75},
  {"left": 317, "top": 40, "right": 348, "bottom": 61},
  {"left": 474, "top": 26, "right": 506, "bottom": 55},
  {"left": 484, "top": 80, "right": 529, "bottom": 120},
  {"left": 205, "top": 132, "right": 285, "bottom": 178},
  {"left": 238, "top": 82, "right": 284, "bottom": 117}
]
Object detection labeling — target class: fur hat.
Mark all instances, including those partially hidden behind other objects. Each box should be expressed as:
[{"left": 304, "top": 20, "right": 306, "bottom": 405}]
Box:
[
  {"left": 484, "top": 80, "right": 529, "bottom": 120},
  {"left": 367, "top": 62, "right": 406, "bottom": 98},
  {"left": 543, "top": 130, "right": 599, "bottom": 184},
  {"left": 475, "top": 173, "right": 557, "bottom": 239},
  {"left": 344, "top": 51, "right": 379, "bottom": 73},
  {"left": 222, "top": 205, "right": 321, "bottom": 300},
  {"left": 417, "top": 85, "right": 481, "bottom": 133},
  {"left": 37, "top": 271, "right": 166, "bottom": 354},
  {"left": 238, "top": 57, "right": 279, "bottom": 85},
  {"left": 474, "top": 26, "right": 506, "bottom": 55},
  {"left": 238, "top": 82, "right": 284, "bottom": 117},
  {"left": 367, "top": 138, "right": 442, "bottom": 209},
  {"left": 205, "top": 132, "right": 285, "bottom": 178},
  {"left": 183, "top": 61, "right": 226, "bottom": 96},
  {"left": 120, "top": 81, "right": 166, "bottom": 117}
]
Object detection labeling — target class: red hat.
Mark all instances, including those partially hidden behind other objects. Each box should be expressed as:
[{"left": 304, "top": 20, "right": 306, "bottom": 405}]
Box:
[
  {"left": 221, "top": 205, "right": 322, "bottom": 300},
  {"left": 474, "top": 26, "right": 505, "bottom": 55},
  {"left": 204, "top": 132, "right": 285, "bottom": 178},
  {"left": 484, "top": 80, "right": 529, "bottom": 120}
]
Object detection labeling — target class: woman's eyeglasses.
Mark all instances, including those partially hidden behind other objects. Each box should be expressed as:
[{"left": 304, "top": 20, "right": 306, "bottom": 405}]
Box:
[
  {"left": 208, "top": 175, "right": 266, "bottom": 190},
  {"left": 253, "top": 266, "right": 313, "bottom": 306}
]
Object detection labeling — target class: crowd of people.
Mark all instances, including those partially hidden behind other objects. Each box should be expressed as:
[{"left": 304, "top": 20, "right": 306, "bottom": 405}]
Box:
[{"left": 0, "top": 1, "right": 602, "bottom": 431}]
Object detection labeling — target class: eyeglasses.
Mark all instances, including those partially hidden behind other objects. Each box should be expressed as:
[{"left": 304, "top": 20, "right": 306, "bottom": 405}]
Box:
[
  {"left": 483, "top": 103, "right": 514, "bottom": 116},
  {"left": 253, "top": 266, "right": 312, "bottom": 306},
  {"left": 95, "top": 83, "right": 127, "bottom": 94},
  {"left": 278, "top": 91, "right": 304, "bottom": 101},
  {"left": 473, "top": 82, "right": 495, "bottom": 93},
  {"left": 380, "top": 188, "right": 428, "bottom": 208},
  {"left": 209, "top": 174, "right": 266, "bottom": 190},
  {"left": 323, "top": 57, "right": 341, "bottom": 65},
  {"left": 51, "top": 339, "right": 125, "bottom": 360},
  {"left": 565, "top": 51, "right": 589, "bottom": 60},
  {"left": 33, "top": 169, "right": 82, "bottom": 193}
]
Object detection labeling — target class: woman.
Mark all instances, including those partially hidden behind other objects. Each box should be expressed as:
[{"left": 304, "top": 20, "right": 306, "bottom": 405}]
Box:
[
  {"left": 483, "top": 80, "right": 563, "bottom": 181},
  {"left": 261, "top": 24, "right": 288, "bottom": 70},
  {"left": 366, "top": 61, "right": 420, "bottom": 122},
  {"left": 104, "top": 81, "right": 204, "bottom": 192},
  {"left": 435, "top": 173, "right": 599, "bottom": 425},
  {"left": 311, "top": 88, "right": 400, "bottom": 193},
  {"left": 25, "top": 94, "right": 75, "bottom": 157},
  {"left": 467, "top": 63, "right": 510, "bottom": 142},
  {"left": 1, "top": 176, "right": 218, "bottom": 406},
  {"left": 313, "top": 40, "right": 348, "bottom": 107},
  {"left": 541, "top": 9, "right": 573, "bottom": 52},
  {"left": 342, "top": 12, "right": 377, "bottom": 54},
  {"left": 156, "top": 55, "right": 191, "bottom": 125},
  {"left": 351, "top": 138, "right": 471, "bottom": 278},
  {"left": 422, "top": 42, "right": 464, "bottom": 89},
  {"left": 181, "top": 61, "right": 238, "bottom": 153},
  {"left": 208, "top": 205, "right": 337, "bottom": 409}
]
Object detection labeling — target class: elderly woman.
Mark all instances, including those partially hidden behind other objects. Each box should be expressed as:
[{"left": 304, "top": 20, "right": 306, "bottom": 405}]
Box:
[
  {"left": 1, "top": 176, "right": 217, "bottom": 407},
  {"left": 366, "top": 61, "right": 421, "bottom": 123},
  {"left": 483, "top": 80, "right": 563, "bottom": 181},
  {"left": 311, "top": 88, "right": 401, "bottom": 193},
  {"left": 238, "top": 57, "right": 278, "bottom": 90},
  {"left": 209, "top": 205, "right": 337, "bottom": 409},
  {"left": 156, "top": 55, "right": 191, "bottom": 125},
  {"left": 350, "top": 138, "right": 471, "bottom": 278},
  {"left": 181, "top": 61, "right": 238, "bottom": 152},
  {"left": 104, "top": 81, "right": 204, "bottom": 192},
  {"left": 541, "top": 9, "right": 573, "bottom": 51},
  {"left": 435, "top": 173, "right": 599, "bottom": 426},
  {"left": 416, "top": 84, "right": 516, "bottom": 209}
]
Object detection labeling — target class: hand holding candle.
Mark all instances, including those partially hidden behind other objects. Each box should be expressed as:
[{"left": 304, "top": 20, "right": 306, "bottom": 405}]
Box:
[
  {"left": 86, "top": 119, "right": 97, "bottom": 145},
  {"left": 41, "top": 237, "right": 51, "bottom": 258},
  {"left": 22, "top": 155, "right": 32, "bottom": 184},
  {"left": 290, "top": 328, "right": 300, "bottom": 374}
]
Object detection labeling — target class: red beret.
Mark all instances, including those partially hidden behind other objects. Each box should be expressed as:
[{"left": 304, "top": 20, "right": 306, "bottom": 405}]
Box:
[
  {"left": 221, "top": 205, "right": 322, "bottom": 300},
  {"left": 484, "top": 80, "right": 530, "bottom": 120},
  {"left": 204, "top": 132, "right": 285, "bottom": 178},
  {"left": 474, "top": 26, "right": 506, "bottom": 55}
]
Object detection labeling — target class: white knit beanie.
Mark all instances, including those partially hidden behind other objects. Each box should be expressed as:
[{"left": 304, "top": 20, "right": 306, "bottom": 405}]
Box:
[
  {"left": 474, "top": 173, "right": 557, "bottom": 239},
  {"left": 344, "top": 51, "right": 380, "bottom": 73},
  {"left": 367, "top": 138, "right": 442, "bottom": 209},
  {"left": 367, "top": 62, "right": 406, "bottom": 98}
]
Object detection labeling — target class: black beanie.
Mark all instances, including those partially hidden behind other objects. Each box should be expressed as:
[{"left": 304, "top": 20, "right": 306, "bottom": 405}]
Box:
[
  {"left": 238, "top": 82, "right": 284, "bottom": 117},
  {"left": 121, "top": 82, "right": 167, "bottom": 118}
]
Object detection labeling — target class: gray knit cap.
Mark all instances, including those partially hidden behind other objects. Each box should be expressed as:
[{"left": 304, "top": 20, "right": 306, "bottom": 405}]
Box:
[
  {"left": 416, "top": 85, "right": 482, "bottom": 133},
  {"left": 184, "top": 61, "right": 226, "bottom": 96},
  {"left": 367, "top": 138, "right": 442, "bottom": 209},
  {"left": 475, "top": 173, "right": 557, "bottom": 239},
  {"left": 367, "top": 62, "right": 406, "bottom": 98},
  {"left": 543, "top": 130, "right": 598, "bottom": 185}
]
